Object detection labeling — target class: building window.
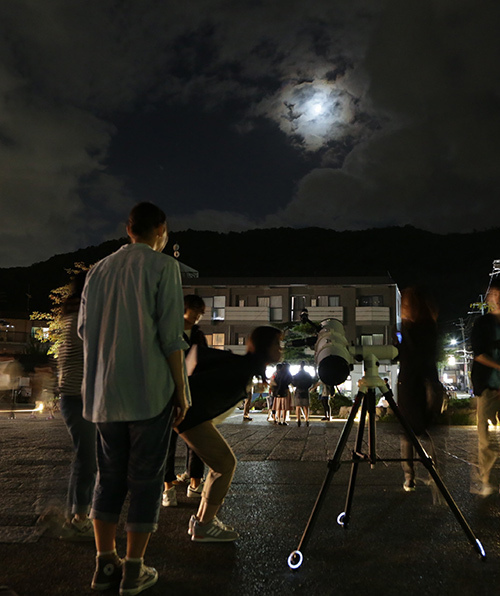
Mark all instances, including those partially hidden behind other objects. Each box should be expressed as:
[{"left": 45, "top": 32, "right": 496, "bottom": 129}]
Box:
[
  {"left": 317, "top": 295, "right": 340, "bottom": 307},
  {"left": 237, "top": 336, "right": 245, "bottom": 346},
  {"left": 238, "top": 299, "right": 245, "bottom": 307},
  {"left": 270, "top": 295, "right": 283, "bottom": 321},
  {"left": 258, "top": 296, "right": 270, "bottom": 307},
  {"left": 361, "top": 334, "right": 384, "bottom": 346},
  {"left": 204, "top": 296, "right": 226, "bottom": 320},
  {"left": 359, "top": 295, "right": 384, "bottom": 307},
  {"left": 31, "top": 326, "right": 49, "bottom": 340},
  {"left": 291, "top": 295, "right": 307, "bottom": 321},
  {"left": 311, "top": 298, "right": 317, "bottom": 307},
  {"left": 213, "top": 333, "right": 225, "bottom": 350}
]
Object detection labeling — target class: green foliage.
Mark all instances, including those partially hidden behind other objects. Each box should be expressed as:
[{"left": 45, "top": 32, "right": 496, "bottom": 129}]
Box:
[
  {"left": 281, "top": 321, "right": 318, "bottom": 364},
  {"left": 30, "top": 262, "right": 90, "bottom": 357}
]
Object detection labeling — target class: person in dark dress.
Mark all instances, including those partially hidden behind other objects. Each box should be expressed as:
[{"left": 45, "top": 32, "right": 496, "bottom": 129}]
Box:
[
  {"left": 177, "top": 326, "right": 283, "bottom": 541},
  {"left": 292, "top": 361, "right": 314, "bottom": 426},
  {"left": 397, "top": 286, "right": 443, "bottom": 492}
]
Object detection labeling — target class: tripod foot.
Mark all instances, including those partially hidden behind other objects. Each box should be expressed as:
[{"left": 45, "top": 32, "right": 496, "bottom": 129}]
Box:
[
  {"left": 287, "top": 550, "right": 303, "bottom": 570},
  {"left": 337, "top": 512, "right": 346, "bottom": 527},
  {"left": 475, "top": 539, "right": 487, "bottom": 560}
]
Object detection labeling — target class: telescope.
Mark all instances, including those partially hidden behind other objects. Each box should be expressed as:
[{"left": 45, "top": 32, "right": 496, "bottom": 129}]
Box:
[
  {"left": 287, "top": 318, "right": 486, "bottom": 570},
  {"left": 290, "top": 318, "right": 397, "bottom": 387}
]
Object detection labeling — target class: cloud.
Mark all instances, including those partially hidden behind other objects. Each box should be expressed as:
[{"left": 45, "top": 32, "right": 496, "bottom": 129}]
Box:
[{"left": 1, "top": 0, "right": 500, "bottom": 267}]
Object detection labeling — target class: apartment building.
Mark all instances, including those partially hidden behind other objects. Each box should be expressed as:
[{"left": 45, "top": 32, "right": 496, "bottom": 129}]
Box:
[{"left": 182, "top": 276, "right": 401, "bottom": 393}]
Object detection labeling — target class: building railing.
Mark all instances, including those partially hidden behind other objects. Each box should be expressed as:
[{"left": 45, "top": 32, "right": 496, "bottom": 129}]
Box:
[
  {"left": 355, "top": 306, "right": 390, "bottom": 323},
  {"left": 224, "top": 306, "right": 271, "bottom": 322},
  {"left": 305, "top": 306, "right": 344, "bottom": 322}
]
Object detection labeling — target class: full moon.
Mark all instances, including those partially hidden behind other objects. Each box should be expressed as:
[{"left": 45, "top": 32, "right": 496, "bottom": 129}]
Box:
[{"left": 311, "top": 103, "right": 323, "bottom": 116}]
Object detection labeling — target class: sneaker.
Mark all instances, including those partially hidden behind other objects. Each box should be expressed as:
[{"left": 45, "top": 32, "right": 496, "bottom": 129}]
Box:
[
  {"left": 403, "top": 479, "right": 416, "bottom": 492},
  {"left": 91, "top": 554, "right": 123, "bottom": 591},
  {"left": 187, "top": 482, "right": 204, "bottom": 499},
  {"left": 480, "top": 483, "right": 496, "bottom": 497},
  {"left": 175, "top": 471, "right": 190, "bottom": 484},
  {"left": 119, "top": 560, "right": 158, "bottom": 596},
  {"left": 243, "top": 416, "right": 252, "bottom": 421},
  {"left": 297, "top": 419, "right": 301, "bottom": 427},
  {"left": 162, "top": 486, "right": 177, "bottom": 507},
  {"left": 188, "top": 515, "right": 234, "bottom": 536},
  {"left": 191, "top": 516, "right": 239, "bottom": 542},
  {"left": 306, "top": 421, "right": 309, "bottom": 427},
  {"left": 61, "top": 517, "right": 95, "bottom": 542}
]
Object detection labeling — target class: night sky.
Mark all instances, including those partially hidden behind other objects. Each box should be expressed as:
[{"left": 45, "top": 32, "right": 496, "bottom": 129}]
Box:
[{"left": 2, "top": 0, "right": 500, "bottom": 268}]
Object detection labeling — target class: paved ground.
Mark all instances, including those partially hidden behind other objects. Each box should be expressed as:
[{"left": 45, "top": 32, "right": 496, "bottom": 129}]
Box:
[{"left": 1, "top": 409, "right": 500, "bottom": 596}]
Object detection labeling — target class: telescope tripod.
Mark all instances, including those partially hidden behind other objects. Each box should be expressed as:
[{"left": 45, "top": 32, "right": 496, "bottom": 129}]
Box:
[{"left": 288, "top": 355, "right": 486, "bottom": 570}]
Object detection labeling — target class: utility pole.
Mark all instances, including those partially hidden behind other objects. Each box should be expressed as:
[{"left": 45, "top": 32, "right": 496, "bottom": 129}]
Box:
[{"left": 456, "top": 317, "right": 470, "bottom": 392}]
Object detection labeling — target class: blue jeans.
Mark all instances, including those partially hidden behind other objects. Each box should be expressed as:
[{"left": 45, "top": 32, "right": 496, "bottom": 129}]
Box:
[
  {"left": 91, "top": 404, "right": 173, "bottom": 533},
  {"left": 60, "top": 395, "right": 97, "bottom": 517}
]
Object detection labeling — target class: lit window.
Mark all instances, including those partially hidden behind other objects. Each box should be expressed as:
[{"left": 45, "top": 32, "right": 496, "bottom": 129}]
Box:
[
  {"left": 270, "top": 296, "right": 283, "bottom": 321},
  {"left": 213, "top": 333, "right": 225, "bottom": 350},
  {"left": 204, "top": 296, "right": 226, "bottom": 320}
]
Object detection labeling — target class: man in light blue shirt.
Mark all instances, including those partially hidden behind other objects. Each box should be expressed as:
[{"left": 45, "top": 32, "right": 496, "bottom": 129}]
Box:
[{"left": 78, "top": 202, "right": 190, "bottom": 596}]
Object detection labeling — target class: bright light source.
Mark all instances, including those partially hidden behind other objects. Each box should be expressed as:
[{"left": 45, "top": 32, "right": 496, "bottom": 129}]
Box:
[
  {"left": 448, "top": 355, "right": 456, "bottom": 366},
  {"left": 450, "top": 339, "right": 457, "bottom": 346},
  {"left": 311, "top": 103, "right": 323, "bottom": 116}
]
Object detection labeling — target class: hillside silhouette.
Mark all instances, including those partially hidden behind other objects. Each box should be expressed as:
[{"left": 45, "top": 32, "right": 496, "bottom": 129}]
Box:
[{"left": 0, "top": 226, "right": 497, "bottom": 325}]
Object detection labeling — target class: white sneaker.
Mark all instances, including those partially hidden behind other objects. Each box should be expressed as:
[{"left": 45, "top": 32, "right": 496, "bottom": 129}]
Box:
[
  {"left": 187, "top": 482, "right": 204, "bottom": 499},
  {"left": 60, "top": 517, "right": 95, "bottom": 541},
  {"left": 176, "top": 471, "right": 190, "bottom": 484},
  {"left": 188, "top": 515, "right": 234, "bottom": 536},
  {"left": 162, "top": 486, "right": 177, "bottom": 507},
  {"left": 191, "top": 516, "right": 239, "bottom": 542},
  {"left": 480, "top": 483, "right": 496, "bottom": 497}
]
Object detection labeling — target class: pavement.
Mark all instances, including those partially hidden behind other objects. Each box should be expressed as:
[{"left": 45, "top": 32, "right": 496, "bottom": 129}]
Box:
[{"left": 1, "top": 409, "right": 500, "bottom": 596}]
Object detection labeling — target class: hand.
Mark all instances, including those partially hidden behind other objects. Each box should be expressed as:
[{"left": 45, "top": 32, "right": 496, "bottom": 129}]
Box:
[{"left": 172, "top": 386, "right": 189, "bottom": 428}]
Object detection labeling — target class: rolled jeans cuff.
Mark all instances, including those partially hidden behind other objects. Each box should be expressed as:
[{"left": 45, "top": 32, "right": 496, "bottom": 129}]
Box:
[{"left": 90, "top": 508, "right": 120, "bottom": 525}]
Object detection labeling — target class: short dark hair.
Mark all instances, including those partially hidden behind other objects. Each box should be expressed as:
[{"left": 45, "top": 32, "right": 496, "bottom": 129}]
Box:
[
  {"left": 128, "top": 202, "right": 166, "bottom": 238},
  {"left": 184, "top": 294, "right": 206, "bottom": 311}
]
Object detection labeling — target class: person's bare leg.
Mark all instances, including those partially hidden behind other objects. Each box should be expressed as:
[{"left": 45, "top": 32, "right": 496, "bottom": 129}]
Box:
[
  {"left": 93, "top": 519, "right": 118, "bottom": 552},
  {"left": 126, "top": 531, "right": 151, "bottom": 559},
  {"left": 190, "top": 477, "right": 202, "bottom": 489},
  {"left": 196, "top": 501, "right": 220, "bottom": 524}
]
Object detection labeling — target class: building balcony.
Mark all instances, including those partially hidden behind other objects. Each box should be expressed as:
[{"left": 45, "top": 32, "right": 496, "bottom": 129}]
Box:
[
  {"left": 224, "top": 307, "right": 271, "bottom": 322},
  {"left": 306, "top": 306, "right": 344, "bottom": 322},
  {"left": 355, "top": 306, "right": 391, "bottom": 323},
  {"left": 225, "top": 344, "right": 247, "bottom": 355}
]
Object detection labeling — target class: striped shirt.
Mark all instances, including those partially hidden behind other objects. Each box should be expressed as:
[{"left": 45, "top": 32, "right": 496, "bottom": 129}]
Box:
[{"left": 58, "top": 311, "right": 83, "bottom": 396}]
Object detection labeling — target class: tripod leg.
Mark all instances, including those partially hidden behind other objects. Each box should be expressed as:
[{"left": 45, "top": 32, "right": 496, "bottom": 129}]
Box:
[
  {"left": 288, "top": 390, "right": 364, "bottom": 569},
  {"left": 384, "top": 389, "right": 486, "bottom": 559},
  {"left": 367, "top": 388, "right": 377, "bottom": 467},
  {"left": 339, "top": 393, "right": 369, "bottom": 529}
]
